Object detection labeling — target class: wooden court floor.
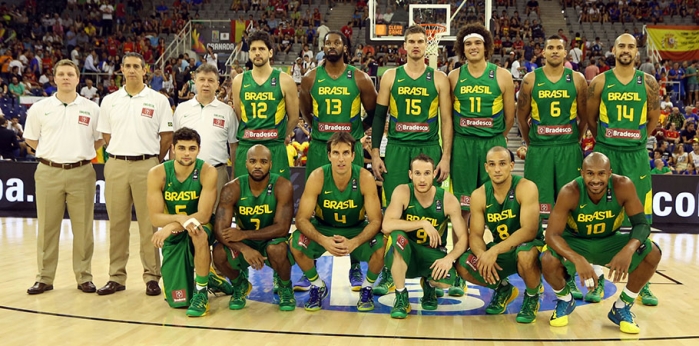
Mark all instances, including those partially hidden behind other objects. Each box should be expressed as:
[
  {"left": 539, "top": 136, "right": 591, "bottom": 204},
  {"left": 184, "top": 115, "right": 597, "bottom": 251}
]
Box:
[{"left": 0, "top": 217, "right": 697, "bottom": 345}]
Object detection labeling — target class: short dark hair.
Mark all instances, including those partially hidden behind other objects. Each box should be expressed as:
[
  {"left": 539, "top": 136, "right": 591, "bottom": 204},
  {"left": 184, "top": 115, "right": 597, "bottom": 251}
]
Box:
[
  {"left": 173, "top": 127, "right": 201, "bottom": 146},
  {"left": 410, "top": 153, "right": 434, "bottom": 170},
  {"left": 404, "top": 24, "right": 427, "bottom": 42},
  {"left": 545, "top": 34, "right": 565, "bottom": 46},
  {"left": 249, "top": 31, "right": 274, "bottom": 50},
  {"left": 324, "top": 30, "right": 346, "bottom": 46},
  {"left": 455, "top": 23, "right": 494, "bottom": 60},
  {"left": 122, "top": 52, "right": 145, "bottom": 67},
  {"left": 195, "top": 63, "right": 219, "bottom": 78},
  {"left": 326, "top": 132, "right": 356, "bottom": 154}
]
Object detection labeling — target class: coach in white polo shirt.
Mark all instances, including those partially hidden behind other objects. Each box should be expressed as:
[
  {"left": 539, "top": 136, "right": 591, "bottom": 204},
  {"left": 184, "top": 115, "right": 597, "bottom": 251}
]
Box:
[
  {"left": 24, "top": 59, "right": 103, "bottom": 295},
  {"left": 174, "top": 63, "right": 237, "bottom": 207},
  {"left": 96, "top": 52, "right": 173, "bottom": 297}
]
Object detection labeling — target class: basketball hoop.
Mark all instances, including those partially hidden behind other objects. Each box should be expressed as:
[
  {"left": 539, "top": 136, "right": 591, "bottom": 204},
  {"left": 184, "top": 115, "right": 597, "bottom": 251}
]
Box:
[{"left": 419, "top": 23, "right": 447, "bottom": 57}]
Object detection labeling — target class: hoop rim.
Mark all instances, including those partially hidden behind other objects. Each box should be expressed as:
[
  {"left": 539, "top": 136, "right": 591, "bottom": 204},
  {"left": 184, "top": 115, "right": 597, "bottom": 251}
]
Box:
[{"left": 418, "top": 23, "right": 448, "bottom": 37}]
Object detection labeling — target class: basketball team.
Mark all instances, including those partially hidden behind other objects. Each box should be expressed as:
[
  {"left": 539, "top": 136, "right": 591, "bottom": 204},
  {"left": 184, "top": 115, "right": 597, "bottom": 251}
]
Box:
[{"left": 25, "top": 22, "right": 661, "bottom": 335}]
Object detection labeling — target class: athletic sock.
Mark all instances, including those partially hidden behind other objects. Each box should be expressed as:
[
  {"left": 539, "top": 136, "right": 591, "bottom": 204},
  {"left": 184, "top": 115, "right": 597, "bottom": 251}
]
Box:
[
  {"left": 615, "top": 288, "right": 638, "bottom": 308},
  {"left": 303, "top": 267, "right": 324, "bottom": 287},
  {"left": 280, "top": 279, "right": 291, "bottom": 287},
  {"left": 395, "top": 287, "right": 406, "bottom": 293},
  {"left": 525, "top": 285, "right": 540, "bottom": 296},
  {"left": 195, "top": 274, "right": 208, "bottom": 291},
  {"left": 553, "top": 285, "right": 572, "bottom": 302},
  {"left": 363, "top": 270, "right": 379, "bottom": 288},
  {"left": 592, "top": 265, "right": 605, "bottom": 278}
]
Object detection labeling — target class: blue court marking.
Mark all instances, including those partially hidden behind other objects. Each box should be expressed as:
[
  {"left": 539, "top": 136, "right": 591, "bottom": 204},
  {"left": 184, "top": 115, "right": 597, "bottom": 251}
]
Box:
[{"left": 245, "top": 257, "right": 617, "bottom": 315}]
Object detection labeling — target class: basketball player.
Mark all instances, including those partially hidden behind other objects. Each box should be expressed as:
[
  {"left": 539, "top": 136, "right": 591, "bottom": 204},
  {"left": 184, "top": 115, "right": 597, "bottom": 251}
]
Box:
[
  {"left": 174, "top": 63, "right": 237, "bottom": 208},
  {"left": 290, "top": 132, "right": 385, "bottom": 311},
  {"left": 298, "top": 30, "right": 380, "bottom": 293},
  {"left": 587, "top": 33, "right": 660, "bottom": 306},
  {"left": 230, "top": 31, "right": 299, "bottom": 180},
  {"left": 516, "top": 34, "right": 592, "bottom": 302},
  {"left": 382, "top": 154, "right": 468, "bottom": 319},
  {"left": 147, "top": 128, "right": 220, "bottom": 317},
  {"left": 212, "top": 145, "right": 296, "bottom": 311},
  {"left": 455, "top": 147, "right": 544, "bottom": 323},
  {"left": 449, "top": 22, "right": 515, "bottom": 295},
  {"left": 370, "top": 24, "right": 454, "bottom": 295},
  {"left": 24, "top": 60, "right": 102, "bottom": 295},
  {"left": 541, "top": 153, "right": 661, "bottom": 334}
]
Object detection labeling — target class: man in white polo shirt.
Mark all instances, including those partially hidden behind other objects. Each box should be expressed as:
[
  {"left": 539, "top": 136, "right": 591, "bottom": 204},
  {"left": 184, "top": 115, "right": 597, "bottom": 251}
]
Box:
[
  {"left": 174, "top": 63, "right": 237, "bottom": 207},
  {"left": 24, "top": 59, "right": 103, "bottom": 295},
  {"left": 80, "top": 78, "right": 99, "bottom": 103},
  {"left": 97, "top": 52, "right": 174, "bottom": 296}
]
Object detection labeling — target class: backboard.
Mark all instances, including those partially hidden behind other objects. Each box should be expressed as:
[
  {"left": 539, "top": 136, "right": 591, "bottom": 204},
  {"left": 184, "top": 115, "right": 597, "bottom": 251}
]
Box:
[{"left": 368, "top": 2, "right": 454, "bottom": 44}]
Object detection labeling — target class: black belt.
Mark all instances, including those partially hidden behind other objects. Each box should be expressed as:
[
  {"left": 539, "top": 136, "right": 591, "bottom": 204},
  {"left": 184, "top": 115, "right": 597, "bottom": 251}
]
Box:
[
  {"left": 109, "top": 154, "right": 158, "bottom": 161},
  {"left": 39, "top": 158, "right": 91, "bottom": 169},
  {"left": 214, "top": 163, "right": 226, "bottom": 168}
]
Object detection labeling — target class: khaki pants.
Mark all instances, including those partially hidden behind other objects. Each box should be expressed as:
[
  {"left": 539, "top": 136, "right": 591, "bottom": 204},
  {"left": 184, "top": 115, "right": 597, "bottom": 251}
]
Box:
[
  {"left": 34, "top": 163, "right": 96, "bottom": 285},
  {"left": 104, "top": 157, "right": 161, "bottom": 284}
]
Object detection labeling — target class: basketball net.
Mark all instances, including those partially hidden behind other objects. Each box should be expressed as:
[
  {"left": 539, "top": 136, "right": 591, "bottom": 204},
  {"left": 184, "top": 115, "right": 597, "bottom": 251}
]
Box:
[{"left": 420, "top": 23, "right": 447, "bottom": 69}]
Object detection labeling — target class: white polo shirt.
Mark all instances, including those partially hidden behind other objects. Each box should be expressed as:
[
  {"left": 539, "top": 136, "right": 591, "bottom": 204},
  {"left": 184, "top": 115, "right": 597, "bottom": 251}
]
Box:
[
  {"left": 24, "top": 94, "right": 101, "bottom": 163},
  {"left": 173, "top": 97, "right": 238, "bottom": 166},
  {"left": 98, "top": 85, "right": 173, "bottom": 156}
]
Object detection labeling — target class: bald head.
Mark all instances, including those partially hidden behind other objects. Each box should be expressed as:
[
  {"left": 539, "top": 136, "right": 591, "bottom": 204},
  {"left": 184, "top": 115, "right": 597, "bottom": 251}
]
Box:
[
  {"left": 486, "top": 146, "right": 513, "bottom": 163},
  {"left": 614, "top": 33, "right": 637, "bottom": 47},
  {"left": 582, "top": 152, "right": 611, "bottom": 171},
  {"left": 247, "top": 144, "right": 272, "bottom": 160}
]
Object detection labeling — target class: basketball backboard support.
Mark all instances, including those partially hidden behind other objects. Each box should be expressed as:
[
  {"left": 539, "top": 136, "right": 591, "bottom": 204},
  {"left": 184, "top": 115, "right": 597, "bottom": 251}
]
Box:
[{"left": 368, "top": 2, "right": 454, "bottom": 45}]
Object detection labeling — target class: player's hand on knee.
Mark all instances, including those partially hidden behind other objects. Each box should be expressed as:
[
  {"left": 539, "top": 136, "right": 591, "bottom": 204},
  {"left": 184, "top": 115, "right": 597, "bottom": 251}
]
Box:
[
  {"left": 323, "top": 236, "right": 348, "bottom": 257},
  {"left": 573, "top": 260, "right": 597, "bottom": 289},
  {"left": 151, "top": 228, "right": 171, "bottom": 248},
  {"left": 221, "top": 227, "right": 247, "bottom": 242},
  {"left": 430, "top": 258, "right": 453, "bottom": 281},
  {"left": 241, "top": 248, "right": 267, "bottom": 270},
  {"left": 606, "top": 250, "right": 633, "bottom": 283},
  {"left": 477, "top": 250, "right": 502, "bottom": 285}
]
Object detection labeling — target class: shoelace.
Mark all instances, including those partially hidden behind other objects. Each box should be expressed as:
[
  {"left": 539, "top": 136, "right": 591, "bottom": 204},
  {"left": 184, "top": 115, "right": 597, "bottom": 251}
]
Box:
[
  {"left": 617, "top": 305, "right": 636, "bottom": 322},
  {"left": 554, "top": 299, "right": 572, "bottom": 315},
  {"left": 522, "top": 294, "right": 538, "bottom": 311},
  {"left": 279, "top": 287, "right": 294, "bottom": 301},
  {"left": 394, "top": 293, "right": 408, "bottom": 309},
  {"left": 360, "top": 287, "right": 372, "bottom": 302},
  {"left": 308, "top": 286, "right": 321, "bottom": 302},
  {"left": 191, "top": 291, "right": 206, "bottom": 308}
]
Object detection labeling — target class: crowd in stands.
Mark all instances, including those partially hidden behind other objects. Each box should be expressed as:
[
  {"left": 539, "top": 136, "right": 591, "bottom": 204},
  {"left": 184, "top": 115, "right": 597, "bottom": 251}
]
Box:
[{"left": 564, "top": 0, "right": 699, "bottom": 24}]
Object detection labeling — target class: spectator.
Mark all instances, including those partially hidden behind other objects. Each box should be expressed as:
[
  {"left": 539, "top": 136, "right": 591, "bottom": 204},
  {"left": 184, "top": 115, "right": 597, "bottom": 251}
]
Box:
[
  {"left": 0, "top": 116, "right": 19, "bottom": 160},
  {"left": 673, "top": 145, "right": 689, "bottom": 172},
  {"left": 584, "top": 58, "right": 599, "bottom": 81},
  {"left": 682, "top": 162, "right": 698, "bottom": 175},
  {"left": 84, "top": 49, "right": 99, "bottom": 73},
  {"left": 686, "top": 61, "right": 698, "bottom": 106},
  {"left": 80, "top": 78, "right": 99, "bottom": 103},
  {"left": 150, "top": 68, "right": 164, "bottom": 92},
  {"left": 668, "top": 106, "right": 684, "bottom": 129},
  {"left": 293, "top": 118, "right": 310, "bottom": 144},
  {"left": 681, "top": 121, "right": 697, "bottom": 152},
  {"left": 651, "top": 159, "right": 673, "bottom": 174},
  {"left": 665, "top": 122, "right": 681, "bottom": 148},
  {"left": 8, "top": 76, "right": 25, "bottom": 105},
  {"left": 639, "top": 58, "right": 655, "bottom": 76},
  {"left": 204, "top": 45, "right": 217, "bottom": 69}
]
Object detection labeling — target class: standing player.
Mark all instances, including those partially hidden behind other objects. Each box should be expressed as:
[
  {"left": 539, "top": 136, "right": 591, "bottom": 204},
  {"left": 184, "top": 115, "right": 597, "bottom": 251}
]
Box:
[
  {"left": 587, "top": 33, "right": 660, "bottom": 306},
  {"left": 97, "top": 52, "right": 173, "bottom": 296},
  {"left": 147, "top": 128, "right": 221, "bottom": 317},
  {"left": 449, "top": 23, "right": 515, "bottom": 225},
  {"left": 230, "top": 31, "right": 299, "bottom": 180},
  {"left": 370, "top": 25, "right": 454, "bottom": 295},
  {"left": 541, "top": 153, "right": 661, "bottom": 334},
  {"left": 516, "top": 34, "right": 592, "bottom": 301},
  {"left": 174, "top": 63, "right": 237, "bottom": 207},
  {"left": 382, "top": 154, "right": 468, "bottom": 319},
  {"left": 455, "top": 147, "right": 544, "bottom": 323},
  {"left": 449, "top": 22, "right": 515, "bottom": 295},
  {"left": 212, "top": 145, "right": 296, "bottom": 311},
  {"left": 299, "top": 30, "right": 379, "bottom": 293},
  {"left": 24, "top": 60, "right": 102, "bottom": 295},
  {"left": 290, "top": 132, "right": 385, "bottom": 311}
]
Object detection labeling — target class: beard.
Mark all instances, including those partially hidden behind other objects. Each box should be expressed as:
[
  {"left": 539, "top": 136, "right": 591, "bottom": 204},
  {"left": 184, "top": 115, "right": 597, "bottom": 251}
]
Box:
[
  {"left": 253, "top": 57, "right": 269, "bottom": 67},
  {"left": 249, "top": 170, "right": 270, "bottom": 182},
  {"left": 325, "top": 52, "right": 342, "bottom": 63}
]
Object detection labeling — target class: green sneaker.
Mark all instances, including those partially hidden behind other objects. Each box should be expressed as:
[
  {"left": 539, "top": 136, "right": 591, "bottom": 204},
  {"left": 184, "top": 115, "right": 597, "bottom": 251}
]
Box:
[
  {"left": 372, "top": 266, "right": 395, "bottom": 296},
  {"left": 390, "top": 289, "right": 411, "bottom": 319},
  {"left": 208, "top": 271, "right": 234, "bottom": 295},
  {"left": 638, "top": 282, "right": 658, "bottom": 306},
  {"left": 273, "top": 271, "right": 280, "bottom": 295},
  {"left": 566, "top": 276, "right": 583, "bottom": 300},
  {"left": 515, "top": 291, "right": 541, "bottom": 323},
  {"left": 229, "top": 278, "right": 252, "bottom": 310},
  {"left": 485, "top": 281, "right": 519, "bottom": 315},
  {"left": 448, "top": 276, "right": 466, "bottom": 297},
  {"left": 584, "top": 274, "right": 605, "bottom": 303},
  {"left": 277, "top": 283, "right": 296, "bottom": 311},
  {"left": 420, "top": 278, "right": 438, "bottom": 310},
  {"left": 186, "top": 289, "right": 209, "bottom": 317}
]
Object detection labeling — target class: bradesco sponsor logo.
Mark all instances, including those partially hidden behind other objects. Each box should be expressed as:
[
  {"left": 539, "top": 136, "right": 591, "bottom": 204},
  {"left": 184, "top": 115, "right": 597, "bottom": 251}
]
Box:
[
  {"left": 604, "top": 128, "right": 641, "bottom": 140},
  {"left": 460, "top": 118, "right": 493, "bottom": 128},
  {"left": 243, "top": 129, "right": 278, "bottom": 139},
  {"left": 395, "top": 122, "right": 429, "bottom": 132},
  {"left": 653, "top": 191, "right": 699, "bottom": 218},
  {"left": 537, "top": 125, "right": 573, "bottom": 135},
  {"left": 319, "top": 123, "right": 351, "bottom": 132}
]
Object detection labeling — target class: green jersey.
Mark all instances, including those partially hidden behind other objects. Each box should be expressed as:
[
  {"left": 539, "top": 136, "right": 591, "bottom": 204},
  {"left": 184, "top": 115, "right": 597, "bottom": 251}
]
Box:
[
  {"left": 597, "top": 69, "right": 648, "bottom": 149},
  {"left": 401, "top": 183, "right": 449, "bottom": 247},
  {"left": 237, "top": 69, "right": 287, "bottom": 145},
  {"left": 310, "top": 65, "right": 364, "bottom": 141},
  {"left": 314, "top": 164, "right": 365, "bottom": 228},
  {"left": 235, "top": 173, "right": 280, "bottom": 231},
  {"left": 529, "top": 68, "right": 579, "bottom": 144},
  {"left": 687, "top": 66, "right": 698, "bottom": 85},
  {"left": 453, "top": 62, "right": 505, "bottom": 138},
  {"left": 163, "top": 159, "right": 205, "bottom": 215},
  {"left": 565, "top": 176, "right": 625, "bottom": 238},
  {"left": 483, "top": 175, "right": 543, "bottom": 244},
  {"left": 388, "top": 66, "right": 440, "bottom": 144}
]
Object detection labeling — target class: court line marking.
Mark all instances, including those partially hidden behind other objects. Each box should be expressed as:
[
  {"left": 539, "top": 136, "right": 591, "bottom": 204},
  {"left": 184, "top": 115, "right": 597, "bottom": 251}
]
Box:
[{"left": 1, "top": 305, "right": 698, "bottom": 342}]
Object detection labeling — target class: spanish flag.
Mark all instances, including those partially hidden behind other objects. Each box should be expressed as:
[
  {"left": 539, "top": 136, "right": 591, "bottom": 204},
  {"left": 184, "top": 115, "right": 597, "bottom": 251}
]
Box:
[{"left": 231, "top": 19, "right": 251, "bottom": 42}]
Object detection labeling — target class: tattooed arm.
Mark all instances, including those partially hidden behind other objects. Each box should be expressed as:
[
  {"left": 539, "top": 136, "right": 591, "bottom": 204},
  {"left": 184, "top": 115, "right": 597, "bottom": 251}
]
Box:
[
  {"left": 586, "top": 73, "right": 605, "bottom": 138},
  {"left": 574, "top": 71, "right": 589, "bottom": 141},
  {"left": 645, "top": 73, "right": 661, "bottom": 132},
  {"left": 516, "top": 72, "right": 534, "bottom": 145}
]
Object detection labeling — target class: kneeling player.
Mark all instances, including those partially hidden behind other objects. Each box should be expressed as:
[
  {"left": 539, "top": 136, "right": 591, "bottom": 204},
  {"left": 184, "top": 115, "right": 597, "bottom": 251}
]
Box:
[
  {"left": 147, "top": 128, "right": 228, "bottom": 317},
  {"left": 213, "top": 145, "right": 296, "bottom": 311},
  {"left": 455, "top": 146, "right": 544, "bottom": 323},
  {"left": 382, "top": 154, "right": 468, "bottom": 319},
  {"left": 542, "top": 153, "right": 661, "bottom": 334},
  {"left": 290, "top": 132, "right": 385, "bottom": 311}
]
